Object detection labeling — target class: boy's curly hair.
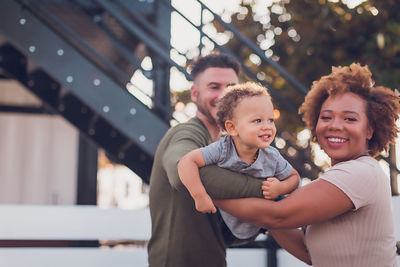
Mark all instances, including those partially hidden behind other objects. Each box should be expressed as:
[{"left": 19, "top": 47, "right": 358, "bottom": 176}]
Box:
[
  {"left": 216, "top": 82, "right": 271, "bottom": 131},
  {"left": 299, "top": 62, "right": 400, "bottom": 157}
]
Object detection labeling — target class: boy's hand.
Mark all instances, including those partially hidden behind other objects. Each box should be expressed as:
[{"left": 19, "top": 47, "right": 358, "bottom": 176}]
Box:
[
  {"left": 262, "top": 177, "right": 282, "bottom": 200},
  {"left": 194, "top": 194, "right": 217, "bottom": 214}
]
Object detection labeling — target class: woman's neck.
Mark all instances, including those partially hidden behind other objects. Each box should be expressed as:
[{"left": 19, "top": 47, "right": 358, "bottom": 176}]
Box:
[{"left": 331, "top": 152, "right": 370, "bottom": 166}]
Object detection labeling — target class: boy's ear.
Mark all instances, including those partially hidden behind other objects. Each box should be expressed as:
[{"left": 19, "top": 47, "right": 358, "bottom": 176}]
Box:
[{"left": 225, "top": 120, "right": 237, "bottom": 136}]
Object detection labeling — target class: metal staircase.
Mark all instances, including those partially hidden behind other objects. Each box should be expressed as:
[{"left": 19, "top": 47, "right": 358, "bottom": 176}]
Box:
[
  {"left": 0, "top": 0, "right": 172, "bottom": 183},
  {"left": 0, "top": 0, "right": 320, "bottom": 183}
]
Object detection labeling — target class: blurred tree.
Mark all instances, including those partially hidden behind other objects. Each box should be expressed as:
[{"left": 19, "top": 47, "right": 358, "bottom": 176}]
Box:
[
  {"left": 173, "top": 0, "right": 400, "bottom": 183},
  {"left": 209, "top": 0, "right": 400, "bottom": 182},
  {"left": 212, "top": 0, "right": 400, "bottom": 134}
]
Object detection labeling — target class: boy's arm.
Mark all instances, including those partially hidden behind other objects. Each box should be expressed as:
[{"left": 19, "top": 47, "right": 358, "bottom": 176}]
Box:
[
  {"left": 161, "top": 127, "right": 262, "bottom": 198},
  {"left": 178, "top": 149, "right": 216, "bottom": 213},
  {"left": 161, "top": 122, "right": 263, "bottom": 199},
  {"left": 280, "top": 168, "right": 301, "bottom": 194},
  {"left": 178, "top": 149, "right": 206, "bottom": 197},
  {"left": 263, "top": 169, "right": 300, "bottom": 199}
]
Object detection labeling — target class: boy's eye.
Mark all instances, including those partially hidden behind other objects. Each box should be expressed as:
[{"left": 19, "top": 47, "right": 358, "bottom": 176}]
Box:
[
  {"left": 268, "top": 118, "right": 274, "bottom": 123},
  {"left": 254, "top": 119, "right": 261, "bottom": 123}
]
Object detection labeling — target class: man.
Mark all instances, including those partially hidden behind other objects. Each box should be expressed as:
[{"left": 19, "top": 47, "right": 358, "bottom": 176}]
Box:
[{"left": 148, "top": 53, "right": 263, "bottom": 267}]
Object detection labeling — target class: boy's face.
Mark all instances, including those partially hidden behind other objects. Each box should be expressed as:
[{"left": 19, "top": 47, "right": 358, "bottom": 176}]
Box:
[{"left": 227, "top": 95, "right": 276, "bottom": 151}]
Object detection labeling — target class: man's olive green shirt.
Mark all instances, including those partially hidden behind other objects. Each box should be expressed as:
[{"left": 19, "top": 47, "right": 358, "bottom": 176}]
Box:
[{"left": 148, "top": 117, "right": 263, "bottom": 267}]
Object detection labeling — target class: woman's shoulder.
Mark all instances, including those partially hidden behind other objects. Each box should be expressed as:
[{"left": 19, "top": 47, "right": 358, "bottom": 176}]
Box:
[
  {"left": 322, "top": 156, "right": 384, "bottom": 209},
  {"left": 325, "top": 156, "right": 380, "bottom": 182},
  {"left": 329, "top": 156, "right": 378, "bottom": 174}
]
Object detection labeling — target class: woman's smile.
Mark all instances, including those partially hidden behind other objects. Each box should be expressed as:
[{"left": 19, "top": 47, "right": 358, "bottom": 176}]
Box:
[
  {"left": 316, "top": 92, "right": 373, "bottom": 165},
  {"left": 325, "top": 136, "right": 348, "bottom": 147}
]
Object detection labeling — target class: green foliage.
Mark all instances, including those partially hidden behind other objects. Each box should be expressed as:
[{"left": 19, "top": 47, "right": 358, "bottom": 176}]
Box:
[
  {"left": 215, "top": 0, "right": 400, "bottom": 134},
  {"left": 201, "top": 0, "right": 400, "bottom": 179},
  {"left": 172, "top": 1, "right": 400, "bottom": 179}
]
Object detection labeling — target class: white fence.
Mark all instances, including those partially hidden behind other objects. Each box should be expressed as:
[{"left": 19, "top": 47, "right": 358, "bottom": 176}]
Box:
[{"left": 0, "top": 196, "right": 398, "bottom": 267}]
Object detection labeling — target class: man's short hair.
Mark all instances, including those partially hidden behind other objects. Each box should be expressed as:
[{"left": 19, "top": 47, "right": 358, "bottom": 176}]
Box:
[{"left": 190, "top": 53, "right": 240, "bottom": 81}]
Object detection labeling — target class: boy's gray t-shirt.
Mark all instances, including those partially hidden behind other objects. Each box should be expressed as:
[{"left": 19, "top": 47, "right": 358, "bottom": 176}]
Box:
[{"left": 200, "top": 135, "right": 292, "bottom": 239}]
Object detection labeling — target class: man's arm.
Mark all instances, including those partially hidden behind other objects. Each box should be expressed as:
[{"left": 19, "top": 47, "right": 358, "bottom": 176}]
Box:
[
  {"left": 161, "top": 123, "right": 263, "bottom": 199},
  {"left": 162, "top": 127, "right": 208, "bottom": 192},
  {"left": 200, "top": 165, "right": 263, "bottom": 199}
]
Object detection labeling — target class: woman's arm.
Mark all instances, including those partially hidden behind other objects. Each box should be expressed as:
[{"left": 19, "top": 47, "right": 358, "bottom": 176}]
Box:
[
  {"left": 214, "top": 179, "right": 354, "bottom": 229},
  {"left": 269, "top": 229, "right": 312, "bottom": 265}
]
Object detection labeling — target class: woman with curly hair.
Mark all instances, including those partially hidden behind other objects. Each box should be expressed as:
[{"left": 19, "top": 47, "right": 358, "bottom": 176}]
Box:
[{"left": 215, "top": 63, "right": 399, "bottom": 267}]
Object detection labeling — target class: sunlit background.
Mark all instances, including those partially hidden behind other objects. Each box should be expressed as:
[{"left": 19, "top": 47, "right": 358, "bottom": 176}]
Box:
[
  {"left": 0, "top": 1, "right": 398, "bottom": 265},
  {"left": 98, "top": 0, "right": 400, "bottom": 210}
]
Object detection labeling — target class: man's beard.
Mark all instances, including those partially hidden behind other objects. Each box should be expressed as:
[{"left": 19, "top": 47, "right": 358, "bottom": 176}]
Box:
[{"left": 197, "top": 102, "right": 218, "bottom": 127}]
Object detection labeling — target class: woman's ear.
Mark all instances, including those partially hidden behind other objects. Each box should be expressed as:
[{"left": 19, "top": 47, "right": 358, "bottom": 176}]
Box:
[
  {"left": 367, "top": 125, "right": 374, "bottom": 140},
  {"left": 225, "top": 120, "right": 237, "bottom": 136}
]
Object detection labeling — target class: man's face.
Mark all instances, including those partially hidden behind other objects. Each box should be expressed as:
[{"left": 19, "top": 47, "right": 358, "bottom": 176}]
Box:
[{"left": 191, "top": 67, "right": 238, "bottom": 126}]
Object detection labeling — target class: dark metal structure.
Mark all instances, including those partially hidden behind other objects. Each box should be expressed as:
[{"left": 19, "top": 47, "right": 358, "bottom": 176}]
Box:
[
  {"left": 0, "top": 0, "right": 323, "bottom": 183},
  {"left": 0, "top": 0, "right": 170, "bottom": 184},
  {"left": 0, "top": 0, "right": 398, "bottom": 186}
]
